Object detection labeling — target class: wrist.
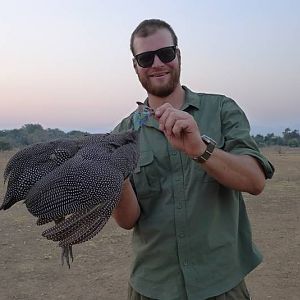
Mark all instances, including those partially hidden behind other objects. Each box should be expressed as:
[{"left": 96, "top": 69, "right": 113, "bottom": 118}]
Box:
[
  {"left": 192, "top": 135, "right": 217, "bottom": 163},
  {"left": 188, "top": 141, "right": 206, "bottom": 158}
]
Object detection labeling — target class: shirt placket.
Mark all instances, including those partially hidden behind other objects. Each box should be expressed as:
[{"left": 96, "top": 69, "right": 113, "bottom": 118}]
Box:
[{"left": 168, "top": 145, "right": 190, "bottom": 277}]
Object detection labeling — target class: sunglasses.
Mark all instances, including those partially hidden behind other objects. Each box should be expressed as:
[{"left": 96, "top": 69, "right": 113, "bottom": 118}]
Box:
[{"left": 134, "top": 46, "right": 177, "bottom": 68}]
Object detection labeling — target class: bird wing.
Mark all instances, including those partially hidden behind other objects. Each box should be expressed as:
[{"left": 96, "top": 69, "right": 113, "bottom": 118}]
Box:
[
  {"left": 26, "top": 153, "right": 124, "bottom": 247},
  {"left": 1, "top": 139, "right": 80, "bottom": 210},
  {"left": 25, "top": 154, "right": 124, "bottom": 221}
]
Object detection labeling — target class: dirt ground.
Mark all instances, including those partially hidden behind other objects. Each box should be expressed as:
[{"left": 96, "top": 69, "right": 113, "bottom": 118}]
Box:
[{"left": 0, "top": 147, "right": 299, "bottom": 300}]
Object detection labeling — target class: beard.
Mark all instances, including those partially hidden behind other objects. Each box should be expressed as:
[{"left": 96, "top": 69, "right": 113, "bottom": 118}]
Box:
[{"left": 137, "top": 64, "right": 181, "bottom": 98}]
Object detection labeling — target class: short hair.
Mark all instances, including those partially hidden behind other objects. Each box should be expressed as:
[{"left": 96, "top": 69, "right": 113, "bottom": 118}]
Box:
[{"left": 130, "top": 19, "right": 178, "bottom": 55}]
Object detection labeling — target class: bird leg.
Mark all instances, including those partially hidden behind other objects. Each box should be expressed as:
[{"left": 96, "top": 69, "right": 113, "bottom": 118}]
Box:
[
  {"left": 54, "top": 217, "right": 74, "bottom": 268},
  {"left": 61, "top": 245, "right": 73, "bottom": 268}
]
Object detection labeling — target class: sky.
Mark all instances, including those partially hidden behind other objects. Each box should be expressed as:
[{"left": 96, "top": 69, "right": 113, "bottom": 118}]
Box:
[{"left": 0, "top": 0, "right": 299, "bottom": 135}]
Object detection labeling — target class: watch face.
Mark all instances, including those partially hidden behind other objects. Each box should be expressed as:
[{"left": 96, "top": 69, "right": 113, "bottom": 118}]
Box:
[
  {"left": 201, "top": 135, "right": 216, "bottom": 145},
  {"left": 193, "top": 135, "right": 216, "bottom": 163}
]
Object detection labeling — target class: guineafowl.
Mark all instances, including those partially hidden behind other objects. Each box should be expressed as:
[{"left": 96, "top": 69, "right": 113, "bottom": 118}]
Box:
[{"left": 1, "top": 130, "right": 139, "bottom": 267}]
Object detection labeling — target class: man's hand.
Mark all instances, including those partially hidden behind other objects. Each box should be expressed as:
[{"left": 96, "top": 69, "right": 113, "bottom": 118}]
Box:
[
  {"left": 155, "top": 103, "right": 205, "bottom": 157},
  {"left": 113, "top": 178, "right": 140, "bottom": 230}
]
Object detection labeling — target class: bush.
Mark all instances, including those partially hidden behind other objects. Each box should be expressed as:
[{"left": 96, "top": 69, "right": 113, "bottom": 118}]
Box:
[
  {"left": 288, "top": 138, "right": 299, "bottom": 147},
  {"left": 0, "top": 139, "right": 12, "bottom": 151}
]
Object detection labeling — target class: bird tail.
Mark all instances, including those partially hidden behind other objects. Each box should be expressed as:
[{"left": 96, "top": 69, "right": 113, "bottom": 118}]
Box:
[{"left": 42, "top": 199, "right": 116, "bottom": 247}]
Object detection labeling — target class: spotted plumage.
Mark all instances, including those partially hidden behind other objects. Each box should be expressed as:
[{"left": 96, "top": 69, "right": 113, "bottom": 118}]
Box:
[{"left": 1, "top": 130, "right": 139, "bottom": 267}]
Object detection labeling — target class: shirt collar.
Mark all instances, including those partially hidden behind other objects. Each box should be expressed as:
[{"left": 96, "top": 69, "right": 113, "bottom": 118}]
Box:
[
  {"left": 139, "top": 85, "right": 201, "bottom": 128},
  {"left": 181, "top": 85, "right": 201, "bottom": 111}
]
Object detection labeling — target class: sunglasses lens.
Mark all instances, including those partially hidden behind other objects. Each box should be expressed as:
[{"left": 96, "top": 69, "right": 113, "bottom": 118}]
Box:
[
  {"left": 157, "top": 47, "right": 176, "bottom": 63},
  {"left": 136, "top": 52, "right": 154, "bottom": 68},
  {"left": 135, "top": 46, "right": 176, "bottom": 68}
]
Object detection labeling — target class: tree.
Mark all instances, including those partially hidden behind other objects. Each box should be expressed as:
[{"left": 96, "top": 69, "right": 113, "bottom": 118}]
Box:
[
  {"left": 253, "top": 134, "right": 265, "bottom": 147},
  {"left": 282, "top": 128, "right": 300, "bottom": 146},
  {"left": 264, "top": 133, "right": 276, "bottom": 146}
]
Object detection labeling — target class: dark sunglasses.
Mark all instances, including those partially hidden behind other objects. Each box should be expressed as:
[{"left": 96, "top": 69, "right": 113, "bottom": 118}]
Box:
[{"left": 134, "top": 46, "right": 177, "bottom": 68}]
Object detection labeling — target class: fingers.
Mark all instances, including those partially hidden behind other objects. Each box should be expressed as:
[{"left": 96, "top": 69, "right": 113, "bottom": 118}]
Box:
[
  {"left": 155, "top": 103, "right": 173, "bottom": 119},
  {"left": 154, "top": 103, "right": 203, "bottom": 156},
  {"left": 159, "top": 110, "right": 176, "bottom": 134},
  {"left": 155, "top": 103, "right": 191, "bottom": 136},
  {"left": 172, "top": 119, "right": 189, "bottom": 138}
]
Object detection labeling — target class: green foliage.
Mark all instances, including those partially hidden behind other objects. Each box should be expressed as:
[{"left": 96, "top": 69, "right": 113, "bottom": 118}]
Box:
[
  {"left": 253, "top": 134, "right": 265, "bottom": 147},
  {"left": 67, "top": 130, "right": 89, "bottom": 139},
  {"left": 253, "top": 127, "right": 299, "bottom": 148},
  {"left": 288, "top": 138, "right": 299, "bottom": 147},
  {"left": 0, "top": 138, "right": 12, "bottom": 151},
  {"left": 0, "top": 124, "right": 89, "bottom": 149}
]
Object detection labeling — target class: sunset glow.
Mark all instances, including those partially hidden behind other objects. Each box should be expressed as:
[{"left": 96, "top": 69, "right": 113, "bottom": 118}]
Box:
[{"left": 1, "top": 0, "right": 299, "bottom": 135}]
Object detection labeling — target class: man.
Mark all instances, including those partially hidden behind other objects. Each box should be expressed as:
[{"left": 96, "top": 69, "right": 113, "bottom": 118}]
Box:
[{"left": 113, "top": 19, "right": 274, "bottom": 300}]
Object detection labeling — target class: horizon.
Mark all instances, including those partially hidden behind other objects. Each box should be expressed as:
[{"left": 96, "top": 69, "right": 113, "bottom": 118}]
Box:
[{"left": 0, "top": 122, "right": 297, "bottom": 137}]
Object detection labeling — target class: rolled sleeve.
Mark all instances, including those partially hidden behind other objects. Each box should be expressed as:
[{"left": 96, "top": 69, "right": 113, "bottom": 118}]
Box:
[{"left": 221, "top": 97, "right": 275, "bottom": 179}]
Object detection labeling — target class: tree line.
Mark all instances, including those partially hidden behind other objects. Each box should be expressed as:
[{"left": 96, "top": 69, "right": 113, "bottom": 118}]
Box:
[
  {"left": 0, "top": 124, "right": 299, "bottom": 151},
  {"left": 252, "top": 128, "right": 300, "bottom": 148},
  {"left": 0, "top": 124, "right": 88, "bottom": 151}
]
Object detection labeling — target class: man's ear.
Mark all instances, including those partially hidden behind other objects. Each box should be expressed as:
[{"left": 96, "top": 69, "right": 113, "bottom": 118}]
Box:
[{"left": 133, "top": 58, "right": 138, "bottom": 74}]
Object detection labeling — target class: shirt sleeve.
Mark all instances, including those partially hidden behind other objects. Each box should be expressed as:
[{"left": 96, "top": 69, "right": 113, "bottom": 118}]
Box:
[{"left": 221, "top": 97, "right": 275, "bottom": 179}]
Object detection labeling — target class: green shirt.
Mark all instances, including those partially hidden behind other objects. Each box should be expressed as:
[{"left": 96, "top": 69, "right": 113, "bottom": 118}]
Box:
[{"left": 113, "top": 86, "right": 274, "bottom": 300}]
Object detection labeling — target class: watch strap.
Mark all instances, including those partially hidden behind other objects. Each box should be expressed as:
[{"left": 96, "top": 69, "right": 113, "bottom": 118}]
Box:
[{"left": 192, "top": 136, "right": 216, "bottom": 163}]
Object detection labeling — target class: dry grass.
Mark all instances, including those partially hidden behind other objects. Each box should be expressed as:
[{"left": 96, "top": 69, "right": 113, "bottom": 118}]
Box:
[
  {"left": 244, "top": 147, "right": 300, "bottom": 299},
  {"left": 0, "top": 147, "right": 299, "bottom": 299}
]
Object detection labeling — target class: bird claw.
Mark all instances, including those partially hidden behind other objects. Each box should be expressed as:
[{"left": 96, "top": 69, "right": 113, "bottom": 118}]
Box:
[{"left": 61, "top": 245, "right": 73, "bottom": 268}]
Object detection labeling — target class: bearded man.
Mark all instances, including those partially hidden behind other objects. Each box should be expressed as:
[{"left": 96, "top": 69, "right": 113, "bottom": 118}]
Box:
[{"left": 113, "top": 19, "right": 274, "bottom": 300}]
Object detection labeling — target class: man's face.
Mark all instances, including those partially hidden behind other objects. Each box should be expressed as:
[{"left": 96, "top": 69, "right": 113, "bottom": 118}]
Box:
[{"left": 132, "top": 28, "right": 181, "bottom": 98}]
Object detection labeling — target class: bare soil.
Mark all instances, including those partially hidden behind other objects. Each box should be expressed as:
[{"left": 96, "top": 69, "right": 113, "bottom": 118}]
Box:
[{"left": 0, "top": 147, "right": 299, "bottom": 300}]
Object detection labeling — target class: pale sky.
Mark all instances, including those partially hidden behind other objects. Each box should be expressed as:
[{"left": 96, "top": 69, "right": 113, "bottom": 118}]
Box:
[{"left": 0, "top": 0, "right": 299, "bottom": 135}]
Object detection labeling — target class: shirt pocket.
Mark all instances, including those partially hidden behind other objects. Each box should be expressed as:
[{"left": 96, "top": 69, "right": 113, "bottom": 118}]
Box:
[{"left": 133, "top": 151, "right": 161, "bottom": 199}]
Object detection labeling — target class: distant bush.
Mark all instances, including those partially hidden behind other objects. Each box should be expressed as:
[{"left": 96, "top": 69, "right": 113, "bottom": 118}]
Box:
[
  {"left": 0, "top": 138, "right": 13, "bottom": 151},
  {"left": 0, "top": 124, "right": 89, "bottom": 149},
  {"left": 288, "top": 138, "right": 299, "bottom": 147}
]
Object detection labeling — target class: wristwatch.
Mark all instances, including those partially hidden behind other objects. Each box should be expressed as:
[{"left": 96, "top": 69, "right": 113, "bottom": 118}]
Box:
[{"left": 192, "top": 135, "right": 217, "bottom": 163}]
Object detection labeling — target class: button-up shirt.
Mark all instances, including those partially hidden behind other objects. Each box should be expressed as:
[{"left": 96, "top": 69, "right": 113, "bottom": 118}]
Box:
[{"left": 113, "top": 86, "right": 274, "bottom": 300}]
